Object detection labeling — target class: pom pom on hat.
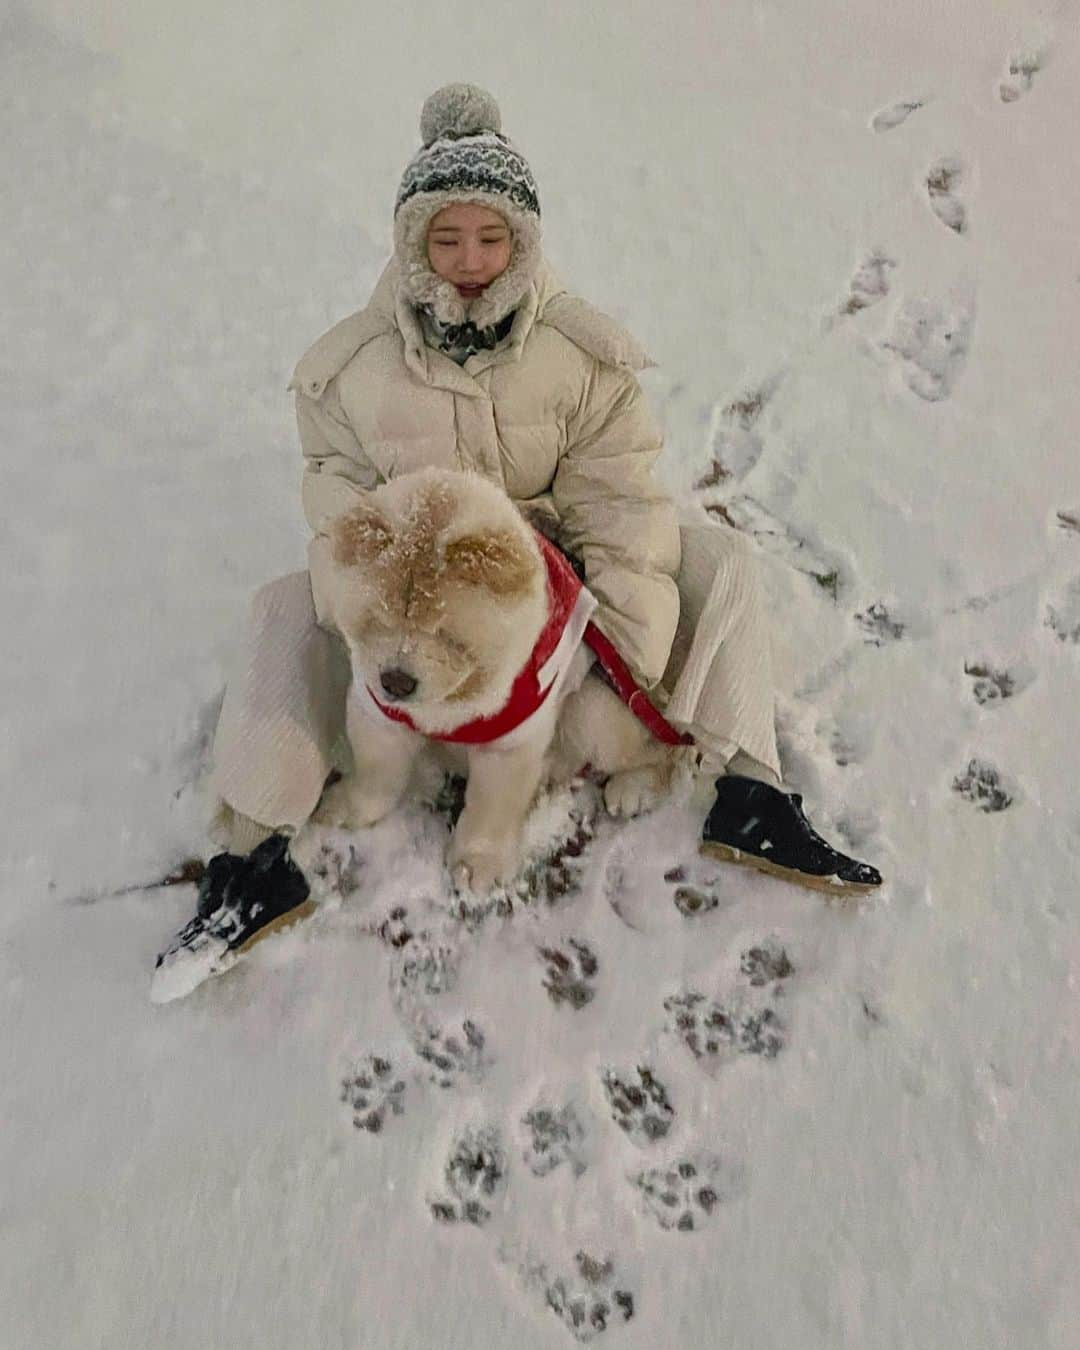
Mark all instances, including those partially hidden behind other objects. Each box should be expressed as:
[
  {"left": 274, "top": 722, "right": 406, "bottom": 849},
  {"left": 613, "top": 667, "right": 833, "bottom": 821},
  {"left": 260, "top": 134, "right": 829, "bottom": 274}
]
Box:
[{"left": 420, "top": 83, "right": 502, "bottom": 147}]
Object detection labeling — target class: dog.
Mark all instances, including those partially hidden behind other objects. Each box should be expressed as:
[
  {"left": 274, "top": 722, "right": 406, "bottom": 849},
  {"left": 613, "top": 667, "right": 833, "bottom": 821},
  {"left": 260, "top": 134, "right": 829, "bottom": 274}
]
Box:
[{"left": 313, "top": 467, "right": 683, "bottom": 892}]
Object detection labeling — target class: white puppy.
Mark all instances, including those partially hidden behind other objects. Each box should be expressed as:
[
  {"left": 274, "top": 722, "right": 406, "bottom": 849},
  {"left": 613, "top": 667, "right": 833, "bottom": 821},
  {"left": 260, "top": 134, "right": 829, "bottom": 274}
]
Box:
[{"left": 314, "top": 468, "right": 679, "bottom": 892}]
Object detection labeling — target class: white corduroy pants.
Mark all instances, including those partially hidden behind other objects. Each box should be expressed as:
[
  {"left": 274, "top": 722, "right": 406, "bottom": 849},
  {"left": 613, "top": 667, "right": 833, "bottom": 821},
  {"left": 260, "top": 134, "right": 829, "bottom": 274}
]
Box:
[{"left": 208, "top": 515, "right": 781, "bottom": 835}]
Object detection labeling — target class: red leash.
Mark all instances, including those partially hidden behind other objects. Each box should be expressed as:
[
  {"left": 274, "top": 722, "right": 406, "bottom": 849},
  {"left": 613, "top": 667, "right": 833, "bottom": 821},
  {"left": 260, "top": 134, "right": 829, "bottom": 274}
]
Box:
[{"left": 583, "top": 622, "right": 694, "bottom": 747}]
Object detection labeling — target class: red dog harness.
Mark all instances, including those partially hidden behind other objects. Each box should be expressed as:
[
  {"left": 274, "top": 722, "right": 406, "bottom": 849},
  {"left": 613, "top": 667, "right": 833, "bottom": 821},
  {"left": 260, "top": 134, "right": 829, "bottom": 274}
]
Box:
[{"left": 365, "top": 533, "right": 692, "bottom": 749}]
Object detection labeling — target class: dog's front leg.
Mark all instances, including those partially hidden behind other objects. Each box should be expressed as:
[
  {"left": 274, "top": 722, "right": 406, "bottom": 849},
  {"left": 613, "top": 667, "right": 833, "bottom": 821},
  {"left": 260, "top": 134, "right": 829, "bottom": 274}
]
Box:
[
  {"left": 315, "top": 691, "right": 423, "bottom": 829},
  {"left": 447, "top": 741, "right": 546, "bottom": 893}
]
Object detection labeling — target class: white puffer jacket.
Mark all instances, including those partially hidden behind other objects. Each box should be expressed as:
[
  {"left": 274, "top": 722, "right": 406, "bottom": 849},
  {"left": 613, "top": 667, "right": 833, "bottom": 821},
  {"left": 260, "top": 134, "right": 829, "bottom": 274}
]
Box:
[{"left": 290, "top": 258, "right": 681, "bottom": 688}]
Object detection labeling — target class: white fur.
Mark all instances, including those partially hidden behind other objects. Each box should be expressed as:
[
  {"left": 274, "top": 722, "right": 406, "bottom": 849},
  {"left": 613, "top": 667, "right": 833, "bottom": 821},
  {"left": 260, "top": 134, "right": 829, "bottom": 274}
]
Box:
[{"left": 394, "top": 193, "right": 543, "bottom": 329}]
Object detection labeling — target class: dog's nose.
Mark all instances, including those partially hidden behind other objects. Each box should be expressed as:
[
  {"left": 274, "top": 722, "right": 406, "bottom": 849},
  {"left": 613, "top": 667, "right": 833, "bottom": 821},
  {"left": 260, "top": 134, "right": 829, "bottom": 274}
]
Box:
[{"left": 379, "top": 667, "right": 418, "bottom": 701}]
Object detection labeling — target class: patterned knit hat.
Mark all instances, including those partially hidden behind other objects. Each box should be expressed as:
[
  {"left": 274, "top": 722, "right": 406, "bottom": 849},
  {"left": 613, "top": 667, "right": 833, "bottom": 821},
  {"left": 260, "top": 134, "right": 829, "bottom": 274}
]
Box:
[{"left": 394, "top": 84, "right": 543, "bottom": 330}]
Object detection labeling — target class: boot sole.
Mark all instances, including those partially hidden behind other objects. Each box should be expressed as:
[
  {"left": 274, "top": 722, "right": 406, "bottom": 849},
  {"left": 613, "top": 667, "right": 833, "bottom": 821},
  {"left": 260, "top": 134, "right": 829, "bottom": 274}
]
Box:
[
  {"left": 699, "top": 841, "right": 880, "bottom": 898},
  {"left": 231, "top": 897, "right": 319, "bottom": 955}
]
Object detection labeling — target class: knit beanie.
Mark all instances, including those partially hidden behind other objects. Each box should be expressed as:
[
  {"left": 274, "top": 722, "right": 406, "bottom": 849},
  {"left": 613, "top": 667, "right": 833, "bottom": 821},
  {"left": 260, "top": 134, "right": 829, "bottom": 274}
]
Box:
[{"left": 394, "top": 83, "right": 543, "bottom": 330}]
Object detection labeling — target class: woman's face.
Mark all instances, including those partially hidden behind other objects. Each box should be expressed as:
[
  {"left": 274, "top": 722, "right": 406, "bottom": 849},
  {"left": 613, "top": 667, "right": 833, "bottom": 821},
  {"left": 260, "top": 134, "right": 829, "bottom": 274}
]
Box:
[{"left": 426, "top": 203, "right": 512, "bottom": 302}]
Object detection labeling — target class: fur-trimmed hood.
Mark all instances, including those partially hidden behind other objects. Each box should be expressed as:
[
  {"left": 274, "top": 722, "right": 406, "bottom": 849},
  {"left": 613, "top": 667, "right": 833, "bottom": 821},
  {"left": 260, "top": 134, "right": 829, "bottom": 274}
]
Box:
[{"left": 393, "top": 181, "right": 543, "bottom": 331}]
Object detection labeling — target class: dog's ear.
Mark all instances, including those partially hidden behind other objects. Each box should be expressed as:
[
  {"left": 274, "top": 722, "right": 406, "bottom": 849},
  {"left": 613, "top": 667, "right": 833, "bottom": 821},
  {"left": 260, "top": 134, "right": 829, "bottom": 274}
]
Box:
[
  {"left": 330, "top": 501, "right": 393, "bottom": 568},
  {"left": 443, "top": 530, "right": 537, "bottom": 598}
]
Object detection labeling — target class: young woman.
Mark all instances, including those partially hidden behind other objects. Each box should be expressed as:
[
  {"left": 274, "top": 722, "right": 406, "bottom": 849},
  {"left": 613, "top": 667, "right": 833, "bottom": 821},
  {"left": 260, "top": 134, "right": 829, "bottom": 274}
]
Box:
[{"left": 154, "top": 84, "right": 881, "bottom": 997}]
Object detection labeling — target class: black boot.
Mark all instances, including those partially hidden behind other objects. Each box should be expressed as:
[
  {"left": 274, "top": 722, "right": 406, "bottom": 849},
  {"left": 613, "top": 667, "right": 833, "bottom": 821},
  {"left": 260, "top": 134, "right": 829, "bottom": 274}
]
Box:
[
  {"left": 151, "top": 834, "right": 314, "bottom": 1003},
  {"left": 700, "top": 775, "right": 883, "bottom": 896}
]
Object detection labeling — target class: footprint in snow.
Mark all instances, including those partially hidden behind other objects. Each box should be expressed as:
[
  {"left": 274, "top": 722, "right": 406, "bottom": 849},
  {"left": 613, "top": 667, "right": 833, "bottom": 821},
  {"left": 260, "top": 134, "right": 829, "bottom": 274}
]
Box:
[
  {"left": 837, "top": 251, "right": 896, "bottom": 318},
  {"left": 871, "top": 98, "right": 926, "bottom": 133},
  {"left": 1054, "top": 508, "right": 1080, "bottom": 536},
  {"left": 926, "top": 156, "right": 968, "bottom": 236},
  {"left": 701, "top": 494, "right": 845, "bottom": 600},
  {"left": 882, "top": 295, "right": 974, "bottom": 401},
  {"left": 999, "top": 50, "right": 1044, "bottom": 103},
  {"left": 816, "top": 709, "right": 875, "bottom": 767},
  {"left": 694, "top": 377, "right": 781, "bottom": 488},
  {"left": 1045, "top": 578, "right": 1080, "bottom": 643}
]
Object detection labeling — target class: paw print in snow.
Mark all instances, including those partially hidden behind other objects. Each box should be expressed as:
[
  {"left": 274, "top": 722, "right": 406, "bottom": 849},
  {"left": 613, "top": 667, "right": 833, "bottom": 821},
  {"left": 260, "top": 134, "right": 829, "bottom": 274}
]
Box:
[
  {"left": 963, "top": 662, "right": 1022, "bottom": 704},
  {"left": 516, "top": 803, "right": 596, "bottom": 908},
  {"left": 390, "top": 932, "right": 459, "bottom": 998},
  {"left": 429, "top": 1122, "right": 507, "bottom": 1226},
  {"left": 854, "top": 601, "right": 905, "bottom": 645},
  {"left": 406, "top": 1014, "right": 489, "bottom": 1088},
  {"left": 739, "top": 940, "right": 795, "bottom": 987},
  {"left": 665, "top": 975, "right": 788, "bottom": 1069},
  {"left": 633, "top": 1152, "right": 742, "bottom": 1232},
  {"left": 601, "top": 1066, "right": 675, "bottom": 1145},
  {"left": 672, "top": 885, "right": 720, "bottom": 917},
  {"left": 521, "top": 1101, "right": 590, "bottom": 1178},
  {"left": 304, "top": 836, "right": 364, "bottom": 900},
  {"left": 507, "top": 1246, "right": 635, "bottom": 1342},
  {"left": 539, "top": 939, "right": 599, "bottom": 1009},
  {"left": 340, "top": 1053, "right": 406, "bottom": 1134},
  {"left": 952, "top": 759, "right": 1013, "bottom": 812},
  {"left": 664, "top": 866, "right": 723, "bottom": 918},
  {"left": 375, "top": 904, "right": 414, "bottom": 948},
  {"left": 819, "top": 712, "right": 874, "bottom": 768}
]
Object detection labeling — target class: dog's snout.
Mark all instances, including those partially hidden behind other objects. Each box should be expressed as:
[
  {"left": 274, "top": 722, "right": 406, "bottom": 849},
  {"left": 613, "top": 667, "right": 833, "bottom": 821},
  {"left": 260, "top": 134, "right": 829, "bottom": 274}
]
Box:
[{"left": 380, "top": 667, "right": 418, "bottom": 701}]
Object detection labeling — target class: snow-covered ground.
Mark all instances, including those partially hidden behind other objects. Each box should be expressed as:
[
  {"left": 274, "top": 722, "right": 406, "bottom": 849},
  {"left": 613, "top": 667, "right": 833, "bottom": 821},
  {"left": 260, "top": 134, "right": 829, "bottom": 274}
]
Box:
[{"left": 3, "top": 2, "right": 1079, "bottom": 1346}]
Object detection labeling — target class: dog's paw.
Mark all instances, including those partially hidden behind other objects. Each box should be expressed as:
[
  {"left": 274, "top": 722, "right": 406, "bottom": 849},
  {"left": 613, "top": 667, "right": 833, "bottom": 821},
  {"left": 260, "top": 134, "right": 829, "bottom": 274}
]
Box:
[
  {"left": 447, "top": 833, "right": 522, "bottom": 894},
  {"left": 603, "top": 765, "right": 671, "bottom": 819},
  {"left": 313, "top": 778, "right": 399, "bottom": 830}
]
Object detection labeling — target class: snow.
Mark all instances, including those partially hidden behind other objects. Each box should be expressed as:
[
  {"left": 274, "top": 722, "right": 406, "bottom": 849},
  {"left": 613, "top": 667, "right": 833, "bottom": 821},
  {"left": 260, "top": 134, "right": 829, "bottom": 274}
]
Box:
[{"left": 3, "top": 2, "right": 1079, "bottom": 1346}]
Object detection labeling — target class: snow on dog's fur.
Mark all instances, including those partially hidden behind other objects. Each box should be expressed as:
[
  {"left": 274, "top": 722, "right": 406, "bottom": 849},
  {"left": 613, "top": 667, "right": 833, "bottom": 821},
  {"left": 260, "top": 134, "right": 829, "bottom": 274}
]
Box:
[{"left": 314, "top": 468, "right": 679, "bottom": 893}]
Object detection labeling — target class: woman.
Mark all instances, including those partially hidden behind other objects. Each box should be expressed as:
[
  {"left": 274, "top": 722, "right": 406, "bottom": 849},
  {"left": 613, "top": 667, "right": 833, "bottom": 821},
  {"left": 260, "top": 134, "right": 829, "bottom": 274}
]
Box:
[{"left": 154, "top": 84, "right": 881, "bottom": 995}]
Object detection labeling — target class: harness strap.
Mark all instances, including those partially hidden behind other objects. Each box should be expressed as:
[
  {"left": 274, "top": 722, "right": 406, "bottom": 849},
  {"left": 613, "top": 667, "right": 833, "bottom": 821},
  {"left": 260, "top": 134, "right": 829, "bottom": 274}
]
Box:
[{"left": 364, "top": 529, "right": 695, "bottom": 750}]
